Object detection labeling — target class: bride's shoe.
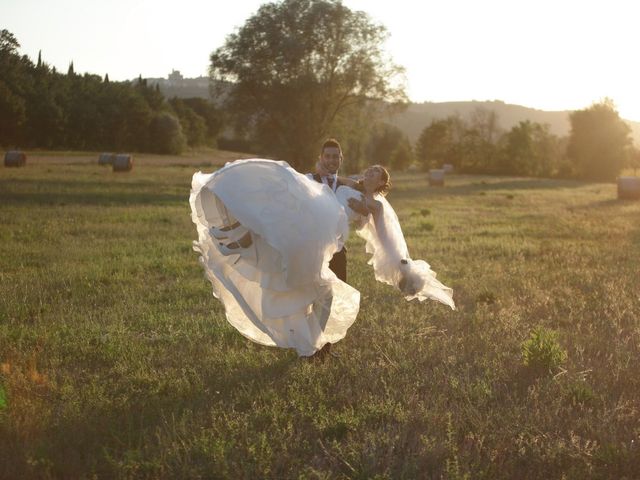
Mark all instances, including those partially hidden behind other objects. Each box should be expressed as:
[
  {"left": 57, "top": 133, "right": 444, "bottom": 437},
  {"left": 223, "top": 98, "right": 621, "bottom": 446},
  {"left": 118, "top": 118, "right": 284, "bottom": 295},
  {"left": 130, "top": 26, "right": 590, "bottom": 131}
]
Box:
[
  {"left": 216, "top": 232, "right": 254, "bottom": 256},
  {"left": 210, "top": 222, "right": 247, "bottom": 241}
]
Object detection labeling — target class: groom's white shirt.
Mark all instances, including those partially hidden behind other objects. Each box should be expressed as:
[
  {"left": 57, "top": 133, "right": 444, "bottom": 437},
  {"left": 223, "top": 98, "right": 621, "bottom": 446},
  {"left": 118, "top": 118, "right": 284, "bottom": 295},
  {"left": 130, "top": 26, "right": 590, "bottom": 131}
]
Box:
[{"left": 306, "top": 172, "right": 338, "bottom": 192}]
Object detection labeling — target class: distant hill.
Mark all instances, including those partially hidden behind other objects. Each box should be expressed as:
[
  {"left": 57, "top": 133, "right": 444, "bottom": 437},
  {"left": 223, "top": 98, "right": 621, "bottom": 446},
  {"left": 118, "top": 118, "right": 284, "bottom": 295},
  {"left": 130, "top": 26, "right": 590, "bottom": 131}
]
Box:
[
  {"left": 142, "top": 73, "right": 640, "bottom": 146},
  {"left": 387, "top": 100, "right": 640, "bottom": 146}
]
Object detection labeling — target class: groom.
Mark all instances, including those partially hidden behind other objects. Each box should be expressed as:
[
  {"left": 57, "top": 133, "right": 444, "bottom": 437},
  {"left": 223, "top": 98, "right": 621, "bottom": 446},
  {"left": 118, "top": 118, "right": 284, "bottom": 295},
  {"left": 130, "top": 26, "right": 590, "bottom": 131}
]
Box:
[
  {"left": 304, "top": 138, "right": 351, "bottom": 360},
  {"left": 308, "top": 138, "right": 348, "bottom": 281}
]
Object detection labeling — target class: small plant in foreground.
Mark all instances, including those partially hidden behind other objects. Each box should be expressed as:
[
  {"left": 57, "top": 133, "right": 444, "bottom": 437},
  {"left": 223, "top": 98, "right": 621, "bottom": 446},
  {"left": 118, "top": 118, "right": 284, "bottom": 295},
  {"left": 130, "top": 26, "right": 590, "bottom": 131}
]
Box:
[
  {"left": 568, "top": 380, "right": 595, "bottom": 406},
  {"left": 419, "top": 221, "right": 434, "bottom": 232},
  {"left": 476, "top": 290, "right": 497, "bottom": 305},
  {"left": 521, "top": 326, "right": 567, "bottom": 374}
]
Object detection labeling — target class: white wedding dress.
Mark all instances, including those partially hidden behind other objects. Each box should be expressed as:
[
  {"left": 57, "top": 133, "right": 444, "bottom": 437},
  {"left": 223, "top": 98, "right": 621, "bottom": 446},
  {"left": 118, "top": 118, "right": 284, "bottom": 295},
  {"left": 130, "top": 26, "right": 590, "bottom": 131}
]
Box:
[{"left": 190, "top": 159, "right": 454, "bottom": 357}]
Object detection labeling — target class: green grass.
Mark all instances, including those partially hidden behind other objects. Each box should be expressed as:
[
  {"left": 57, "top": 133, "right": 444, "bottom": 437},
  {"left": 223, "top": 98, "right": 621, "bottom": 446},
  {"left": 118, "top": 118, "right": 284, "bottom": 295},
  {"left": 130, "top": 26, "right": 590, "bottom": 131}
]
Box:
[{"left": 1, "top": 155, "right": 639, "bottom": 478}]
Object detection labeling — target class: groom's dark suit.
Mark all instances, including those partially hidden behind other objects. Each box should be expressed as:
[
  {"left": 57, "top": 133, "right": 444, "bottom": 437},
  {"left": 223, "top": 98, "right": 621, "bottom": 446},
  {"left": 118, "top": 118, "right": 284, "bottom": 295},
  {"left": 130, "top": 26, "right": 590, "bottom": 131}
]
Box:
[{"left": 309, "top": 173, "right": 353, "bottom": 282}]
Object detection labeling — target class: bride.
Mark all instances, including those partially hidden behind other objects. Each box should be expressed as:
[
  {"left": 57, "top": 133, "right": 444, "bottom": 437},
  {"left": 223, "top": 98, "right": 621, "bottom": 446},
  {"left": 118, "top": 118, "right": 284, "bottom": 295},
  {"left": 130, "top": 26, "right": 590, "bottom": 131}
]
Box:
[{"left": 190, "top": 159, "right": 455, "bottom": 357}]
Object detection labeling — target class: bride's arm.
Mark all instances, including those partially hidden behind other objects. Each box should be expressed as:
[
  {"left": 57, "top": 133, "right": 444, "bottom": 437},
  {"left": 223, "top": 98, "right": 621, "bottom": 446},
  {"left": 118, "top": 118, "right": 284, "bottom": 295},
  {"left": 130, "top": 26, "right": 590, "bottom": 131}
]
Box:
[
  {"left": 337, "top": 176, "right": 358, "bottom": 188},
  {"left": 365, "top": 198, "right": 383, "bottom": 217},
  {"left": 348, "top": 197, "right": 382, "bottom": 217}
]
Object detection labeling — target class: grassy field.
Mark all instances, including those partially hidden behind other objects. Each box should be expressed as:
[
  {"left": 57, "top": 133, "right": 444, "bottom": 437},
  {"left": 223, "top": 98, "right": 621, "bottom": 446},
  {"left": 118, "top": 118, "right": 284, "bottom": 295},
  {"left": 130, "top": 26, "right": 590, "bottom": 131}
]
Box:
[{"left": 1, "top": 151, "right": 639, "bottom": 479}]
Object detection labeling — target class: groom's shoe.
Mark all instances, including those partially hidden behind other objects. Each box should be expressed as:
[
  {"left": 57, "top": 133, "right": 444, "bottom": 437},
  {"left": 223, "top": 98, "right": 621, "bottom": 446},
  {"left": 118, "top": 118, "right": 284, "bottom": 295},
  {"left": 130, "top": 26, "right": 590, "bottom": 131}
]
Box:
[{"left": 309, "top": 343, "right": 332, "bottom": 363}]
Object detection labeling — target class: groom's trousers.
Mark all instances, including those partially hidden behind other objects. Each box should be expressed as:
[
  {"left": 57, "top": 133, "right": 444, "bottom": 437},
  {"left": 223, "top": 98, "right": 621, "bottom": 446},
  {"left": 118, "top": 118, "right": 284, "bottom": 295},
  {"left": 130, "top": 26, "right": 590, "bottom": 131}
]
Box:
[{"left": 329, "top": 247, "right": 347, "bottom": 282}]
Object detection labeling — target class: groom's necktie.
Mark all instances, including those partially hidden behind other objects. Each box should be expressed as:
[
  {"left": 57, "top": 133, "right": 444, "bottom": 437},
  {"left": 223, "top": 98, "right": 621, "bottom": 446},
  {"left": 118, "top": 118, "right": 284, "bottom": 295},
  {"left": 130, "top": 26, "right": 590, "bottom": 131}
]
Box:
[{"left": 325, "top": 175, "right": 334, "bottom": 190}]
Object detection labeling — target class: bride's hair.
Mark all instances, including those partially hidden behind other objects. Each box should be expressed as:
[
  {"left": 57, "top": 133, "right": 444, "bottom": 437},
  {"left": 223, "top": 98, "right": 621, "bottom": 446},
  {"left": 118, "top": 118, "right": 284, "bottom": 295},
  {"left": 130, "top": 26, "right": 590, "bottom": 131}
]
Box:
[{"left": 356, "top": 165, "right": 391, "bottom": 195}]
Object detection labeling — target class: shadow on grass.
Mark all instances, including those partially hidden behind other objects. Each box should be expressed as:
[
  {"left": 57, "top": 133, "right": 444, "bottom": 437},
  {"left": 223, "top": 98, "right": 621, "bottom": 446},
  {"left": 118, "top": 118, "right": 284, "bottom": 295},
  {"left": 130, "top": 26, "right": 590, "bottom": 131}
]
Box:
[
  {"left": 0, "top": 178, "right": 186, "bottom": 206},
  {"left": 4, "top": 352, "right": 300, "bottom": 478}
]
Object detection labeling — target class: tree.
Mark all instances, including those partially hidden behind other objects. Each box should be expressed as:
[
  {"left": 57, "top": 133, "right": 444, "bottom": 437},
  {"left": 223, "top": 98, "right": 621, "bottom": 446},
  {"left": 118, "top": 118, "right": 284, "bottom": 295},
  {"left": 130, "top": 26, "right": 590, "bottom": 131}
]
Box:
[
  {"left": 390, "top": 138, "right": 413, "bottom": 171},
  {"left": 0, "top": 30, "right": 29, "bottom": 146},
  {"left": 460, "top": 108, "right": 502, "bottom": 173},
  {"left": 182, "top": 97, "right": 223, "bottom": 143},
  {"left": 0, "top": 29, "right": 19, "bottom": 57},
  {"left": 169, "top": 97, "right": 207, "bottom": 147},
  {"left": 567, "top": 99, "right": 632, "bottom": 181},
  {"left": 366, "top": 123, "right": 405, "bottom": 167},
  {"left": 628, "top": 147, "right": 640, "bottom": 175},
  {"left": 210, "top": 0, "right": 406, "bottom": 169},
  {"left": 24, "top": 72, "right": 65, "bottom": 148},
  {"left": 499, "top": 121, "right": 561, "bottom": 177},
  {"left": 415, "top": 116, "right": 465, "bottom": 171}
]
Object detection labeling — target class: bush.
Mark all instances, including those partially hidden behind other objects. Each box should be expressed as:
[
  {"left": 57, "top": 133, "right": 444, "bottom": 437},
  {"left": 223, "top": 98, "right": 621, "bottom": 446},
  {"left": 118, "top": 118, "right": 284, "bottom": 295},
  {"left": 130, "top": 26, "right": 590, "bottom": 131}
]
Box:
[
  {"left": 148, "top": 112, "right": 186, "bottom": 154},
  {"left": 476, "top": 291, "right": 497, "bottom": 305},
  {"left": 521, "top": 326, "right": 567, "bottom": 373},
  {"left": 419, "top": 221, "right": 434, "bottom": 232}
]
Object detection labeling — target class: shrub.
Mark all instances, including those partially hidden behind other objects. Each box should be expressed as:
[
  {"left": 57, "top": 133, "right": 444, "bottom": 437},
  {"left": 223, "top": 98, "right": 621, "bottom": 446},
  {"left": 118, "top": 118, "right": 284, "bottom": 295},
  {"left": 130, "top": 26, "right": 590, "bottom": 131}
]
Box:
[
  {"left": 419, "top": 221, "right": 434, "bottom": 232},
  {"left": 521, "top": 326, "right": 567, "bottom": 373},
  {"left": 568, "top": 380, "right": 595, "bottom": 406},
  {"left": 476, "top": 291, "right": 496, "bottom": 305}
]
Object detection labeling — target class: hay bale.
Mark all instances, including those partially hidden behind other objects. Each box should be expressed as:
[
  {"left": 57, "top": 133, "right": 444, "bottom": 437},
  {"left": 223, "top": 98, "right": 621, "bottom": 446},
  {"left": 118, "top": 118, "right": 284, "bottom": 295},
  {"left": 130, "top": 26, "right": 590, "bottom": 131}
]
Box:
[
  {"left": 4, "top": 151, "right": 26, "bottom": 167},
  {"left": 617, "top": 176, "right": 640, "bottom": 200},
  {"left": 429, "top": 169, "right": 445, "bottom": 186},
  {"left": 442, "top": 163, "right": 454, "bottom": 174},
  {"left": 112, "top": 154, "right": 133, "bottom": 172},
  {"left": 98, "top": 153, "right": 115, "bottom": 165}
]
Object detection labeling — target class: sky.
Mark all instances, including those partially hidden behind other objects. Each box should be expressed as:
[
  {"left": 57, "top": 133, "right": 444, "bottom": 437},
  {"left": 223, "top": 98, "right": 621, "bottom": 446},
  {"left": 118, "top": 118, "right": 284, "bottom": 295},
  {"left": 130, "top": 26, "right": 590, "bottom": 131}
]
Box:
[{"left": 2, "top": 0, "right": 639, "bottom": 121}]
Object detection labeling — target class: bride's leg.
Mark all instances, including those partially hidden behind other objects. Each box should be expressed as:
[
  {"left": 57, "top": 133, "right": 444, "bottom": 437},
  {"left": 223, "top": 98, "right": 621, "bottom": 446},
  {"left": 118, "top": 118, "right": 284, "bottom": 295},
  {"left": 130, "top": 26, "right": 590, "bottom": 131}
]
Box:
[
  {"left": 214, "top": 194, "right": 233, "bottom": 225},
  {"left": 210, "top": 193, "right": 257, "bottom": 261},
  {"left": 210, "top": 194, "right": 251, "bottom": 242}
]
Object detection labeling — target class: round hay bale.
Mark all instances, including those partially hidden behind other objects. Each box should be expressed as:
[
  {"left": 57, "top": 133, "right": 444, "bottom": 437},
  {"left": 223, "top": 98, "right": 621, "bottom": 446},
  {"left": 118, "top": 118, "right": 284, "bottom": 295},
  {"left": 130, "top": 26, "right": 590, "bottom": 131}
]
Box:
[
  {"left": 4, "top": 151, "right": 26, "bottom": 167},
  {"left": 112, "top": 154, "right": 133, "bottom": 172},
  {"left": 617, "top": 176, "right": 640, "bottom": 200},
  {"left": 98, "top": 153, "right": 115, "bottom": 165},
  {"left": 429, "top": 169, "right": 445, "bottom": 186},
  {"left": 442, "top": 163, "right": 454, "bottom": 174}
]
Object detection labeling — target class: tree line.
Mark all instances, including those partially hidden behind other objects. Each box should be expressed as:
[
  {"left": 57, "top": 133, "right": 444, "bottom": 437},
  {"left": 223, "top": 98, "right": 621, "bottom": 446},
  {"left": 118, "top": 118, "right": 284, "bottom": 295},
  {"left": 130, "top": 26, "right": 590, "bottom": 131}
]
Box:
[
  {"left": 2, "top": 0, "right": 638, "bottom": 180},
  {"left": 412, "top": 100, "right": 639, "bottom": 181},
  {"left": 0, "top": 29, "right": 221, "bottom": 154}
]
